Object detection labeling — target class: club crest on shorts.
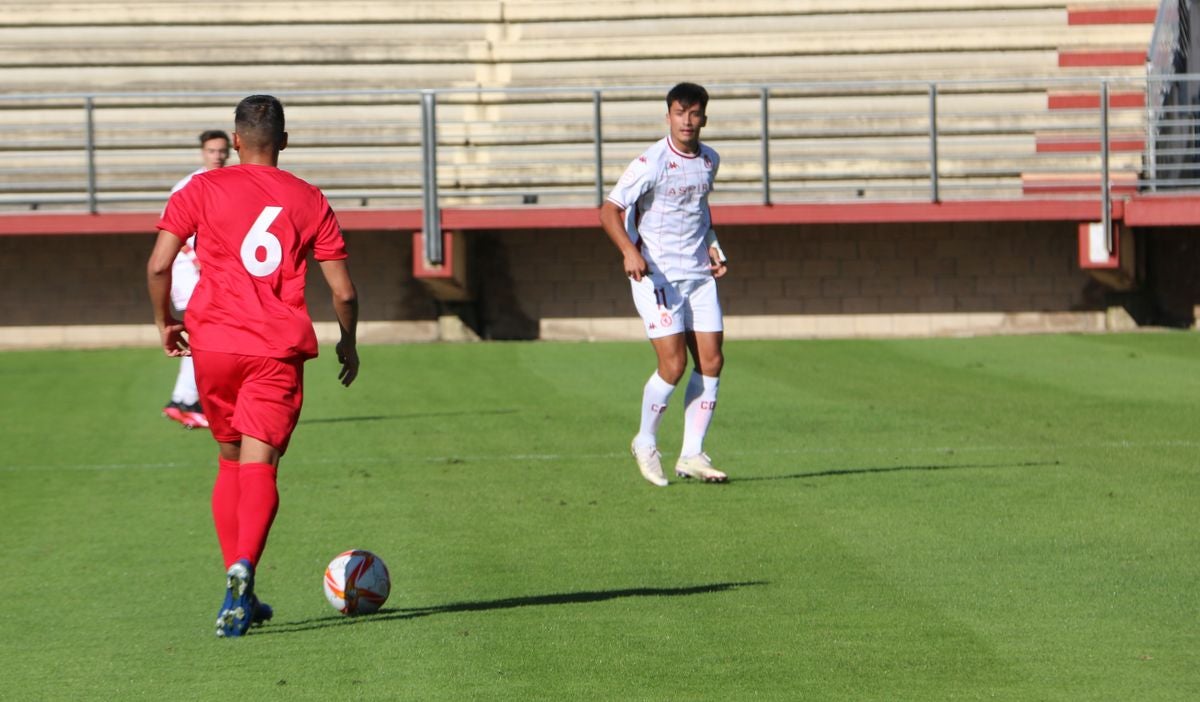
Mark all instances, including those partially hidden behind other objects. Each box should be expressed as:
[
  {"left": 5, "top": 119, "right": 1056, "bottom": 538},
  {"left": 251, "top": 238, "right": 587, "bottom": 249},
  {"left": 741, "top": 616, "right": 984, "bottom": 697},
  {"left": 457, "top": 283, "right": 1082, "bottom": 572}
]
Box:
[{"left": 660, "top": 312, "right": 673, "bottom": 327}]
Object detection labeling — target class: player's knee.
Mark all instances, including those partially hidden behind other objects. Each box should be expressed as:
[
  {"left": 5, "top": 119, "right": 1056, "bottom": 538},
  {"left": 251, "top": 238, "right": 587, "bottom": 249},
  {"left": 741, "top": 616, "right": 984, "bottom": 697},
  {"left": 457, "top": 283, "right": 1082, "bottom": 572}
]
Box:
[
  {"left": 658, "top": 358, "right": 687, "bottom": 385},
  {"left": 697, "top": 351, "right": 724, "bottom": 377}
]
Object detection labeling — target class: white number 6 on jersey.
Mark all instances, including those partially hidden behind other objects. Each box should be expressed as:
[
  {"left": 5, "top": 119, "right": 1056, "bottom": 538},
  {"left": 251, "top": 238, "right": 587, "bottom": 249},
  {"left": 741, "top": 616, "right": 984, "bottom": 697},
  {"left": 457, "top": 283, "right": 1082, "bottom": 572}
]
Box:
[{"left": 240, "top": 206, "right": 284, "bottom": 277}]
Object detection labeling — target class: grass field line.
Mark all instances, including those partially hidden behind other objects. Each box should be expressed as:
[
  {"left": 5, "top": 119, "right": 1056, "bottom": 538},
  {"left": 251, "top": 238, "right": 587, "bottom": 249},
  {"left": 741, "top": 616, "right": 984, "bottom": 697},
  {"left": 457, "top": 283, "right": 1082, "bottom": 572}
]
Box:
[{"left": 5, "top": 438, "right": 1198, "bottom": 473}]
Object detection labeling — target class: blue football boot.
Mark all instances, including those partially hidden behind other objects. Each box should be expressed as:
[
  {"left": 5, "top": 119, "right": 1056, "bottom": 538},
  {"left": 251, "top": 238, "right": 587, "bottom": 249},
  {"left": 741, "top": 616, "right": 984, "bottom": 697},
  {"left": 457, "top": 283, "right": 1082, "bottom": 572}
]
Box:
[{"left": 215, "top": 559, "right": 255, "bottom": 638}]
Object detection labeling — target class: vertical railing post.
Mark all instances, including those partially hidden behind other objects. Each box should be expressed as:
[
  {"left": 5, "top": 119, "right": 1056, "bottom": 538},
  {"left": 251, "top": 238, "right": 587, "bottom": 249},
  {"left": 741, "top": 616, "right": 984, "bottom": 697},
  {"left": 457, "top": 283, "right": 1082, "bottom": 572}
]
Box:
[
  {"left": 84, "top": 97, "right": 98, "bottom": 214},
  {"left": 593, "top": 90, "right": 604, "bottom": 207},
  {"left": 1145, "top": 75, "right": 1158, "bottom": 192},
  {"left": 928, "top": 83, "right": 940, "bottom": 203},
  {"left": 760, "top": 87, "right": 771, "bottom": 205},
  {"left": 421, "top": 90, "right": 443, "bottom": 264},
  {"left": 1100, "top": 80, "right": 1112, "bottom": 253}
]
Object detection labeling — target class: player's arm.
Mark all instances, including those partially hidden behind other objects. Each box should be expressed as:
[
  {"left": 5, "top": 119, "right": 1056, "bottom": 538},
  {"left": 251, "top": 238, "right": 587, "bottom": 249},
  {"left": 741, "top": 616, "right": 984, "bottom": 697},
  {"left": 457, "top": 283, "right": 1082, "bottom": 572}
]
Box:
[
  {"left": 705, "top": 227, "right": 728, "bottom": 279},
  {"left": 146, "top": 230, "right": 189, "bottom": 356},
  {"left": 318, "top": 258, "right": 359, "bottom": 387},
  {"left": 704, "top": 150, "right": 726, "bottom": 278},
  {"left": 599, "top": 200, "right": 649, "bottom": 281}
]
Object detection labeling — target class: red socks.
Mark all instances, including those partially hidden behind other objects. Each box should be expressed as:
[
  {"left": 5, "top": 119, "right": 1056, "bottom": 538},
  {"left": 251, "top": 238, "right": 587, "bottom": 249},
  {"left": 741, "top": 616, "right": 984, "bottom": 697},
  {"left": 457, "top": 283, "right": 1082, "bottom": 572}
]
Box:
[
  {"left": 211, "top": 458, "right": 241, "bottom": 569},
  {"left": 211, "top": 459, "right": 279, "bottom": 569},
  {"left": 236, "top": 462, "right": 279, "bottom": 568}
]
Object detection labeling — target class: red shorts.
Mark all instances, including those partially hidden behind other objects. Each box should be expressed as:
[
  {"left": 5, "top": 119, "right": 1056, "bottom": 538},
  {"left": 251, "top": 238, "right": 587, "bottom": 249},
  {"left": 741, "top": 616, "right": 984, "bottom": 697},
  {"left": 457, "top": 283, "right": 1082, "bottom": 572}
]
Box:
[{"left": 193, "top": 350, "right": 305, "bottom": 454}]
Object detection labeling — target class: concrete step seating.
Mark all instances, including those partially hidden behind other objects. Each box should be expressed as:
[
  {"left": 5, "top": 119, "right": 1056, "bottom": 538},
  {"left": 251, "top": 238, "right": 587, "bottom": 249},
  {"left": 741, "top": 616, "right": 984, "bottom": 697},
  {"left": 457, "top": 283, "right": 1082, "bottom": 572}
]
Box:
[
  {"left": 0, "top": 0, "right": 1160, "bottom": 210},
  {"left": 0, "top": 2, "right": 1154, "bottom": 92}
]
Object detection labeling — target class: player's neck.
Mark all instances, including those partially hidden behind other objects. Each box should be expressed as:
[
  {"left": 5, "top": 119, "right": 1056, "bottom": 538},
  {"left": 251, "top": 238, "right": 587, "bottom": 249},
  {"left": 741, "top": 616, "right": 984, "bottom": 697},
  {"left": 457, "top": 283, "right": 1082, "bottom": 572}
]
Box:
[
  {"left": 668, "top": 135, "right": 700, "bottom": 156},
  {"left": 236, "top": 148, "right": 280, "bottom": 167}
]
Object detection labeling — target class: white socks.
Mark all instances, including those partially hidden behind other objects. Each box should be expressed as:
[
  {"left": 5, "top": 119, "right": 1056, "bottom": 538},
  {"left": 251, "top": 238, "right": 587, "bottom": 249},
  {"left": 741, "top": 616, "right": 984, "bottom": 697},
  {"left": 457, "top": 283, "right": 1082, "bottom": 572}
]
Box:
[
  {"left": 171, "top": 355, "right": 199, "bottom": 405},
  {"left": 634, "top": 371, "right": 675, "bottom": 449},
  {"left": 681, "top": 371, "right": 719, "bottom": 457},
  {"left": 634, "top": 370, "right": 720, "bottom": 455}
]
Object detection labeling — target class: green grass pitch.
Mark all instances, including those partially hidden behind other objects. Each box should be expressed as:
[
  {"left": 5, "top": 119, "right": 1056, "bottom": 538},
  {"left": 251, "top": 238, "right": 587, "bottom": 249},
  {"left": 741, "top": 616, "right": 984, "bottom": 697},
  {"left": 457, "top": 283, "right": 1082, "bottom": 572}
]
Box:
[{"left": 1, "top": 334, "right": 1197, "bottom": 700}]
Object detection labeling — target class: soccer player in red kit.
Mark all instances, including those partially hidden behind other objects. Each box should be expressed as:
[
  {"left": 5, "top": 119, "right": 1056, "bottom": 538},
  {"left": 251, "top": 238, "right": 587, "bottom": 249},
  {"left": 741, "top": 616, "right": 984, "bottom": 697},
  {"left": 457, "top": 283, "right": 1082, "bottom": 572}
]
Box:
[{"left": 147, "top": 95, "right": 360, "bottom": 638}]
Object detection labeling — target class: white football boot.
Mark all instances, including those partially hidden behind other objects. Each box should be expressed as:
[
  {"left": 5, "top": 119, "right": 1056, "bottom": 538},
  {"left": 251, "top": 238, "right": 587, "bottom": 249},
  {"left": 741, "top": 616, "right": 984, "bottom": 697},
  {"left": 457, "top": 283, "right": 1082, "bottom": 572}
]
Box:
[
  {"left": 630, "top": 440, "right": 669, "bottom": 487},
  {"left": 674, "top": 453, "right": 728, "bottom": 483}
]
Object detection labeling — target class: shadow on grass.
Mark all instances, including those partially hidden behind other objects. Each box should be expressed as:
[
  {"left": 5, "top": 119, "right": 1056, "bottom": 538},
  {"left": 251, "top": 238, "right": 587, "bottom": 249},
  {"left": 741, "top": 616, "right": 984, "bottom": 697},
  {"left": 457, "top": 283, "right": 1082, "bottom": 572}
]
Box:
[
  {"left": 734, "top": 459, "right": 1060, "bottom": 482},
  {"left": 299, "top": 409, "right": 519, "bottom": 425},
  {"left": 257, "top": 581, "right": 766, "bottom": 636}
]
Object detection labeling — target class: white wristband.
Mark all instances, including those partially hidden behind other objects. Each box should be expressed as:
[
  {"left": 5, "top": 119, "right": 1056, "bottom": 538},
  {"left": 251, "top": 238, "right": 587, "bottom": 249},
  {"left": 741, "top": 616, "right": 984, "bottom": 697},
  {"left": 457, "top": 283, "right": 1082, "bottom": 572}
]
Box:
[{"left": 705, "top": 228, "right": 727, "bottom": 263}]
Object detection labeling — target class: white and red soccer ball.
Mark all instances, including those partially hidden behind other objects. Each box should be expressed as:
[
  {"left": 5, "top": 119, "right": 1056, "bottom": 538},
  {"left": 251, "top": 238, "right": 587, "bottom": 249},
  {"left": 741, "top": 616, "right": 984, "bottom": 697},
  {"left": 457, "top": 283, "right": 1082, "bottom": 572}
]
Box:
[{"left": 323, "top": 549, "right": 391, "bottom": 615}]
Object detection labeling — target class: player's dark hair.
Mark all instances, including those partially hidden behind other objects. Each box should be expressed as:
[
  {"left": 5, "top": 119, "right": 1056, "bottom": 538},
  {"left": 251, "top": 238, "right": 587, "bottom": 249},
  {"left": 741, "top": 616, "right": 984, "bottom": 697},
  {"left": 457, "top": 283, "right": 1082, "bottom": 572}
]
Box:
[
  {"left": 667, "top": 82, "right": 708, "bottom": 111},
  {"left": 234, "top": 95, "right": 286, "bottom": 149},
  {"left": 199, "top": 129, "right": 230, "bottom": 146}
]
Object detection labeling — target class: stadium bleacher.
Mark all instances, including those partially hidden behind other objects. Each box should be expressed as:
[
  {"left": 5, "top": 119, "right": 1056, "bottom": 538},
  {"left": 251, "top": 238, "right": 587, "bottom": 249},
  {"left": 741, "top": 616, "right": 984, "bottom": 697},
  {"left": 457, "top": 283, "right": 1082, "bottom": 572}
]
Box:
[{"left": 0, "top": 0, "right": 1160, "bottom": 210}]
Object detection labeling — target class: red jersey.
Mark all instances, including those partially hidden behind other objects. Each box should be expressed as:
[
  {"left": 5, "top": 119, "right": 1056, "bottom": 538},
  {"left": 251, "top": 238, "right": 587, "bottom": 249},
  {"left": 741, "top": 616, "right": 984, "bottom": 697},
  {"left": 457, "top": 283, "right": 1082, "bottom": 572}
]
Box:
[{"left": 157, "top": 164, "right": 347, "bottom": 360}]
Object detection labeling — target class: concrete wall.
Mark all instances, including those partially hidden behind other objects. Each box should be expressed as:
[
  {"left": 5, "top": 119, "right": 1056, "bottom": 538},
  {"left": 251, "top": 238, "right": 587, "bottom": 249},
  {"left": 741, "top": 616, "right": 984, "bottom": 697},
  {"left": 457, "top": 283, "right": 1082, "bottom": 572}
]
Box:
[{"left": 0, "top": 218, "right": 1126, "bottom": 349}]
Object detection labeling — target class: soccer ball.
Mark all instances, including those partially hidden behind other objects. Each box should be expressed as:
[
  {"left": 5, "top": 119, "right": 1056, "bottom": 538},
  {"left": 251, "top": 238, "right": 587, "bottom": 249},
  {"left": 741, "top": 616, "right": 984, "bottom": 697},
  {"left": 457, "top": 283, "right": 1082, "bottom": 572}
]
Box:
[{"left": 323, "top": 549, "right": 391, "bottom": 615}]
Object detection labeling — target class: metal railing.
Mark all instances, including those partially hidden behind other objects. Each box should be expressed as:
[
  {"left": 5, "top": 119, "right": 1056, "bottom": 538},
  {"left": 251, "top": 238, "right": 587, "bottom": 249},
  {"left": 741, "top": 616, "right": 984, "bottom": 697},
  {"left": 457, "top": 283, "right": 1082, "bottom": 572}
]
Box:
[
  {"left": 1147, "top": 1, "right": 1200, "bottom": 191},
  {"left": 4, "top": 75, "right": 1200, "bottom": 253}
]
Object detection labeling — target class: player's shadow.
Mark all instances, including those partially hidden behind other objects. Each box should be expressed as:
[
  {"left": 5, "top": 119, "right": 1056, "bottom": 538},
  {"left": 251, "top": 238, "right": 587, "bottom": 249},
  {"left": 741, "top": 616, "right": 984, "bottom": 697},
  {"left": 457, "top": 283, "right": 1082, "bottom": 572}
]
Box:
[
  {"left": 258, "top": 581, "right": 766, "bottom": 636},
  {"left": 734, "top": 459, "right": 1059, "bottom": 482},
  {"left": 300, "top": 408, "right": 519, "bottom": 425}
]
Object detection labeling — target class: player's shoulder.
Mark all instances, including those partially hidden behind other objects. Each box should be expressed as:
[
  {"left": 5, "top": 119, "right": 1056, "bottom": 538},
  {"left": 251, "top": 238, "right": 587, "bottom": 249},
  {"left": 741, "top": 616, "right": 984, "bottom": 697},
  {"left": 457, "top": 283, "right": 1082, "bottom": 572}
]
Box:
[
  {"left": 625, "top": 137, "right": 670, "bottom": 171},
  {"left": 220, "top": 164, "right": 322, "bottom": 194},
  {"left": 699, "top": 142, "right": 720, "bottom": 164},
  {"left": 169, "top": 167, "right": 208, "bottom": 194},
  {"left": 199, "top": 165, "right": 242, "bottom": 183},
  {"left": 271, "top": 166, "right": 324, "bottom": 195},
  {"left": 642, "top": 137, "right": 672, "bottom": 161}
]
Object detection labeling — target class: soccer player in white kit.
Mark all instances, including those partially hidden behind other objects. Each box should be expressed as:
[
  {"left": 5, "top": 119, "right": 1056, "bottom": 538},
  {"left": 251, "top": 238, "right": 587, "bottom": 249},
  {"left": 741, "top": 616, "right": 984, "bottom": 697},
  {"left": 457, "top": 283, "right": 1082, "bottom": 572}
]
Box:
[
  {"left": 161, "top": 130, "right": 230, "bottom": 429},
  {"left": 599, "top": 82, "right": 730, "bottom": 486}
]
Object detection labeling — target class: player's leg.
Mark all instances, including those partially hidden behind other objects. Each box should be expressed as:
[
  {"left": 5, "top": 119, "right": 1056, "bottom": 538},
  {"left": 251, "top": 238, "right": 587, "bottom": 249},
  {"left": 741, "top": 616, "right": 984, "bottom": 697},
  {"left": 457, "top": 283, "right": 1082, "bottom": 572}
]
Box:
[
  {"left": 630, "top": 335, "right": 688, "bottom": 487},
  {"left": 636, "top": 332, "right": 689, "bottom": 446},
  {"left": 223, "top": 355, "right": 300, "bottom": 568},
  {"left": 676, "top": 279, "right": 727, "bottom": 482},
  {"left": 233, "top": 435, "right": 281, "bottom": 570},
  {"left": 163, "top": 356, "right": 195, "bottom": 425},
  {"left": 679, "top": 330, "right": 723, "bottom": 445},
  {"left": 213, "top": 435, "right": 281, "bottom": 636},
  {"left": 221, "top": 356, "right": 302, "bottom": 635},
  {"left": 171, "top": 355, "right": 197, "bottom": 403},
  {"left": 213, "top": 442, "right": 242, "bottom": 569},
  {"left": 210, "top": 440, "right": 247, "bottom": 636},
  {"left": 194, "top": 350, "right": 243, "bottom": 568},
  {"left": 195, "top": 350, "right": 253, "bottom": 636},
  {"left": 214, "top": 438, "right": 275, "bottom": 628},
  {"left": 164, "top": 301, "right": 201, "bottom": 426},
  {"left": 195, "top": 350, "right": 287, "bottom": 636},
  {"left": 174, "top": 356, "right": 210, "bottom": 429},
  {"left": 629, "top": 276, "right": 689, "bottom": 486}
]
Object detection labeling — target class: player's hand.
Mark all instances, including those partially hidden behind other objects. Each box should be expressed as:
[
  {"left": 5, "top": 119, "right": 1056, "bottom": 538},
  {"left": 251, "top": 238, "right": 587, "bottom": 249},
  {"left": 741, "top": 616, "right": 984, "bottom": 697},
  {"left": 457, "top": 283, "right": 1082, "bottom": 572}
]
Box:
[
  {"left": 336, "top": 340, "right": 359, "bottom": 387},
  {"left": 623, "top": 250, "right": 649, "bottom": 282},
  {"left": 708, "top": 246, "right": 728, "bottom": 278},
  {"left": 159, "top": 318, "right": 190, "bottom": 357}
]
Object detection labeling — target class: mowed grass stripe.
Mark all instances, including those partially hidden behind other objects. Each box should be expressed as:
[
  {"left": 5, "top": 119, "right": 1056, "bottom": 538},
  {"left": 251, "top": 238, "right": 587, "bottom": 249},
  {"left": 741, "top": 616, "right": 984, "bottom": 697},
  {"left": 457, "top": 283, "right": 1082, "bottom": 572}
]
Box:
[{"left": 6, "top": 439, "right": 1200, "bottom": 473}]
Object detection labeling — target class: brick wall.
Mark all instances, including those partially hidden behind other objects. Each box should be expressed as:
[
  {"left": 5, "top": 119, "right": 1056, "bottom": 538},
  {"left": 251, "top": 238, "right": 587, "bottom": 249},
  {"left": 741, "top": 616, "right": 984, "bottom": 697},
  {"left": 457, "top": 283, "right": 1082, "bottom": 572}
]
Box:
[
  {"left": 0, "top": 219, "right": 1110, "bottom": 348},
  {"left": 0, "top": 231, "right": 436, "bottom": 327},
  {"left": 471, "top": 220, "right": 1106, "bottom": 340}
]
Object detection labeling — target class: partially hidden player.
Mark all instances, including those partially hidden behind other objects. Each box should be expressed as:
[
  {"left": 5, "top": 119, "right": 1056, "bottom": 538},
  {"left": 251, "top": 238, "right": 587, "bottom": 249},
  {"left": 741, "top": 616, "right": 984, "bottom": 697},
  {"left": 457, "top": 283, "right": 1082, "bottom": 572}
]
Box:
[
  {"left": 161, "top": 129, "right": 230, "bottom": 430},
  {"left": 599, "top": 82, "right": 730, "bottom": 487},
  {"left": 147, "top": 95, "right": 360, "bottom": 637}
]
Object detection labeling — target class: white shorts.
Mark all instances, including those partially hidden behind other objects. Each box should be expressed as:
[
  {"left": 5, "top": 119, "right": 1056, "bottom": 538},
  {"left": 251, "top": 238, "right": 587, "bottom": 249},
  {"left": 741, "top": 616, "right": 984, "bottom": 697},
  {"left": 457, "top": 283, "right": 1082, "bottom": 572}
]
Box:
[{"left": 630, "top": 275, "right": 723, "bottom": 339}]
